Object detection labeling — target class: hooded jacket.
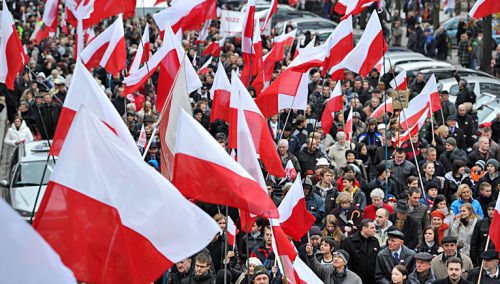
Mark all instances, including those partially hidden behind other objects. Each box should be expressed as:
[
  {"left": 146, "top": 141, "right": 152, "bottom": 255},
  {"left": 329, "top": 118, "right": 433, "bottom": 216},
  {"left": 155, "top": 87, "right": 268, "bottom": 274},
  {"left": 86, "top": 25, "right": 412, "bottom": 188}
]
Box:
[{"left": 4, "top": 120, "right": 34, "bottom": 146}]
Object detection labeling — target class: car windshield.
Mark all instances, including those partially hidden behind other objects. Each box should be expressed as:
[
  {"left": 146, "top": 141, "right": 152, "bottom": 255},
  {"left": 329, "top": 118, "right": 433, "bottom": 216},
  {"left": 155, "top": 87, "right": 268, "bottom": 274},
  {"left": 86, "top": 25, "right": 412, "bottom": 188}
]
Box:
[
  {"left": 477, "top": 105, "right": 495, "bottom": 123},
  {"left": 13, "top": 160, "right": 55, "bottom": 186}
]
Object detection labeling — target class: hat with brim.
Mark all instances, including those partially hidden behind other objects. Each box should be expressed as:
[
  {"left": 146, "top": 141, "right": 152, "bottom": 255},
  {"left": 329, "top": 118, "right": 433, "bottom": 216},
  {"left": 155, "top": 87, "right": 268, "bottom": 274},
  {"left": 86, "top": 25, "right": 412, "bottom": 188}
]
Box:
[{"left": 394, "top": 199, "right": 411, "bottom": 215}]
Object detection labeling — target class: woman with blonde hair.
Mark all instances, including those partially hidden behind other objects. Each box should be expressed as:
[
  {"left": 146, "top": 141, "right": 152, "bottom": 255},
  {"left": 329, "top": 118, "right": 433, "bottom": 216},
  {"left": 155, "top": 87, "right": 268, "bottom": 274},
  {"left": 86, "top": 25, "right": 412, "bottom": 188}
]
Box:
[
  {"left": 329, "top": 192, "right": 362, "bottom": 236},
  {"left": 322, "top": 215, "right": 345, "bottom": 245},
  {"left": 450, "top": 184, "right": 484, "bottom": 218},
  {"left": 451, "top": 203, "right": 481, "bottom": 256},
  {"left": 432, "top": 125, "right": 449, "bottom": 156}
]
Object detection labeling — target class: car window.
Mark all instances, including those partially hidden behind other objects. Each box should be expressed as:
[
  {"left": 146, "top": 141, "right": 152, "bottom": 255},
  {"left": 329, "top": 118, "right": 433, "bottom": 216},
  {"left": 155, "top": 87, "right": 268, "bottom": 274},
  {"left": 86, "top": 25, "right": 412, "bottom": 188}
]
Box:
[
  {"left": 13, "top": 160, "right": 56, "bottom": 186},
  {"left": 480, "top": 82, "right": 500, "bottom": 94},
  {"left": 317, "top": 22, "right": 336, "bottom": 29},
  {"left": 477, "top": 105, "right": 495, "bottom": 123},
  {"left": 447, "top": 20, "right": 459, "bottom": 31},
  {"left": 9, "top": 148, "right": 19, "bottom": 179},
  {"left": 450, "top": 84, "right": 460, "bottom": 96},
  {"left": 468, "top": 83, "right": 475, "bottom": 93}
]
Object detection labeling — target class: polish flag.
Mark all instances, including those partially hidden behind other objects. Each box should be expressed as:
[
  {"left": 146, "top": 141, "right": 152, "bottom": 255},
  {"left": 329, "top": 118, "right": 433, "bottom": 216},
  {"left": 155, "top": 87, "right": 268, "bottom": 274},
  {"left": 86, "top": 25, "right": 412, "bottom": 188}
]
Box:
[
  {"left": 159, "top": 60, "right": 193, "bottom": 181},
  {"left": 123, "top": 23, "right": 202, "bottom": 113},
  {"left": 85, "top": 28, "right": 96, "bottom": 44},
  {"left": 229, "top": 71, "right": 286, "bottom": 177},
  {"left": 198, "top": 57, "right": 213, "bottom": 75},
  {"left": 173, "top": 109, "right": 279, "bottom": 218},
  {"left": 400, "top": 93, "right": 431, "bottom": 132},
  {"left": 267, "top": 28, "right": 297, "bottom": 64},
  {"left": 278, "top": 174, "right": 316, "bottom": 241},
  {"left": 30, "top": 15, "right": 44, "bottom": 45},
  {"left": 345, "top": 109, "right": 353, "bottom": 141},
  {"left": 422, "top": 74, "right": 442, "bottom": 112},
  {"left": 342, "top": 12, "right": 387, "bottom": 77},
  {"left": 175, "top": 28, "right": 183, "bottom": 45},
  {"left": 197, "top": 19, "right": 211, "bottom": 42},
  {"left": 341, "top": 0, "right": 379, "bottom": 20},
  {"left": 42, "top": 0, "right": 59, "bottom": 36},
  {"left": 210, "top": 61, "right": 231, "bottom": 123},
  {"left": 469, "top": 0, "right": 500, "bottom": 19},
  {"left": 285, "top": 160, "right": 298, "bottom": 180},
  {"left": 137, "top": 124, "right": 147, "bottom": 148},
  {"left": 242, "top": 0, "right": 256, "bottom": 56},
  {"left": 65, "top": 0, "right": 136, "bottom": 30},
  {"left": 322, "top": 16, "right": 353, "bottom": 79},
  {"left": 202, "top": 36, "right": 226, "bottom": 57},
  {"left": 294, "top": 256, "right": 323, "bottom": 283},
  {"left": 320, "top": 83, "right": 343, "bottom": 134},
  {"left": 277, "top": 254, "right": 303, "bottom": 284},
  {"left": 399, "top": 108, "right": 429, "bottom": 142},
  {"left": 270, "top": 218, "right": 298, "bottom": 261},
  {"left": 0, "top": 1, "right": 29, "bottom": 90},
  {"left": 370, "top": 98, "right": 393, "bottom": 118},
  {"left": 0, "top": 198, "right": 76, "bottom": 283},
  {"left": 335, "top": 0, "right": 349, "bottom": 14},
  {"left": 34, "top": 107, "right": 220, "bottom": 284},
  {"left": 79, "top": 14, "right": 126, "bottom": 75},
  {"left": 153, "top": 0, "right": 217, "bottom": 33},
  {"left": 50, "top": 60, "right": 139, "bottom": 157},
  {"left": 129, "top": 23, "right": 150, "bottom": 75},
  {"left": 490, "top": 198, "right": 500, "bottom": 254},
  {"left": 389, "top": 70, "right": 407, "bottom": 90},
  {"left": 227, "top": 215, "right": 239, "bottom": 246},
  {"left": 241, "top": 19, "right": 263, "bottom": 87},
  {"left": 261, "top": 0, "right": 278, "bottom": 33}
]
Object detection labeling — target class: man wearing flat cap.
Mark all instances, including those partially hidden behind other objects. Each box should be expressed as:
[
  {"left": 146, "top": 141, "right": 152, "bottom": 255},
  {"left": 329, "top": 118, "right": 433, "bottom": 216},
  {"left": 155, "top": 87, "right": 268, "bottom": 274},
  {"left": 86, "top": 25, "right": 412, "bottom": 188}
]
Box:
[
  {"left": 431, "top": 236, "right": 473, "bottom": 279},
  {"left": 446, "top": 115, "right": 466, "bottom": 151},
  {"left": 375, "top": 230, "right": 416, "bottom": 283},
  {"left": 389, "top": 199, "right": 419, "bottom": 249},
  {"left": 408, "top": 252, "right": 440, "bottom": 283},
  {"left": 467, "top": 250, "right": 500, "bottom": 283},
  {"left": 306, "top": 244, "right": 363, "bottom": 284}
]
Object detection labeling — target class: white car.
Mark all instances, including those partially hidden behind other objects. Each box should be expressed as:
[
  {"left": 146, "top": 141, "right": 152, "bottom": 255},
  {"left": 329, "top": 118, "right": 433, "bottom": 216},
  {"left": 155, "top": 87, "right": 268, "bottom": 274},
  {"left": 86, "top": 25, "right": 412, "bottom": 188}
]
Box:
[
  {"left": 394, "top": 61, "right": 455, "bottom": 75},
  {"left": 437, "top": 76, "right": 500, "bottom": 107}
]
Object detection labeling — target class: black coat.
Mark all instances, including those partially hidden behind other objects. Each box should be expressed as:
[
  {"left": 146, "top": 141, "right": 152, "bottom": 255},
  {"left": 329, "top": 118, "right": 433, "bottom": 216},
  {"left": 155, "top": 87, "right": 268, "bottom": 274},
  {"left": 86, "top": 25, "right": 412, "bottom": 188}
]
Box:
[
  {"left": 467, "top": 265, "right": 500, "bottom": 284},
  {"left": 297, "top": 148, "right": 326, "bottom": 175},
  {"left": 341, "top": 231, "right": 380, "bottom": 284},
  {"left": 439, "top": 148, "right": 469, "bottom": 172},
  {"left": 432, "top": 277, "right": 472, "bottom": 284},
  {"left": 37, "top": 101, "right": 62, "bottom": 139},
  {"left": 375, "top": 245, "right": 416, "bottom": 284},
  {"left": 239, "top": 232, "right": 264, "bottom": 261},
  {"left": 388, "top": 213, "right": 419, "bottom": 249},
  {"left": 449, "top": 127, "right": 467, "bottom": 150},
  {"left": 470, "top": 217, "right": 496, "bottom": 266}
]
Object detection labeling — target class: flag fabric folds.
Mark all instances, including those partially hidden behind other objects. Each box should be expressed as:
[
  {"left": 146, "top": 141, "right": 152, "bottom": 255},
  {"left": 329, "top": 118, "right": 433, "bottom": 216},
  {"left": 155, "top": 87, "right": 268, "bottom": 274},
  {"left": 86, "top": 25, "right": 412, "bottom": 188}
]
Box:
[
  {"left": 320, "top": 83, "right": 343, "bottom": 134},
  {"left": 153, "top": 0, "right": 217, "bottom": 33},
  {"left": 128, "top": 23, "right": 150, "bottom": 75},
  {"left": 469, "top": 0, "right": 500, "bottom": 19}
]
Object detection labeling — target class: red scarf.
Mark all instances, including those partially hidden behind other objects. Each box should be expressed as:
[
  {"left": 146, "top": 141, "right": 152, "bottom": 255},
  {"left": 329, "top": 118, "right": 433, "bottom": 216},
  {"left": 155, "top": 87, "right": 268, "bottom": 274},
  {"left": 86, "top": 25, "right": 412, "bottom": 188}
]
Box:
[{"left": 437, "top": 223, "right": 450, "bottom": 243}]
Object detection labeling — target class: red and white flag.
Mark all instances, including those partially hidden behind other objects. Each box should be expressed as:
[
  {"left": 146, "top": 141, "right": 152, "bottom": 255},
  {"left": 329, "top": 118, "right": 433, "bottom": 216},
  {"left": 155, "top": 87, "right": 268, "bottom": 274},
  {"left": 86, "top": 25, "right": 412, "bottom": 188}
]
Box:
[
  {"left": 51, "top": 60, "right": 138, "bottom": 157},
  {"left": 261, "top": 0, "right": 278, "bottom": 32},
  {"left": 198, "top": 57, "right": 213, "bottom": 75},
  {"left": 197, "top": 19, "right": 211, "bottom": 42},
  {"left": 490, "top": 198, "right": 500, "bottom": 254},
  {"left": 399, "top": 108, "right": 429, "bottom": 142},
  {"left": 294, "top": 255, "right": 323, "bottom": 283},
  {"left": 278, "top": 174, "right": 316, "bottom": 241},
  {"left": 65, "top": 0, "right": 136, "bottom": 30},
  {"left": 173, "top": 109, "right": 279, "bottom": 218},
  {"left": 123, "top": 23, "right": 202, "bottom": 113},
  {"left": 321, "top": 82, "right": 343, "bottom": 134},
  {"left": 85, "top": 27, "right": 96, "bottom": 44},
  {"left": 0, "top": 198, "right": 76, "bottom": 283},
  {"left": 227, "top": 215, "right": 239, "bottom": 247},
  {"left": 389, "top": 69, "right": 407, "bottom": 90},
  {"left": 159, "top": 60, "right": 193, "bottom": 181},
  {"left": 202, "top": 36, "right": 226, "bottom": 57},
  {"left": 42, "top": 0, "right": 59, "bottom": 36},
  {"left": 241, "top": 18, "right": 263, "bottom": 87},
  {"left": 342, "top": 11, "right": 387, "bottom": 77},
  {"left": 345, "top": 109, "right": 353, "bottom": 141},
  {"left": 30, "top": 13, "right": 44, "bottom": 44},
  {"left": 242, "top": 0, "right": 256, "bottom": 56},
  {"left": 79, "top": 14, "right": 126, "bottom": 75},
  {"left": 469, "top": 0, "right": 500, "bottom": 19},
  {"left": 210, "top": 61, "right": 231, "bottom": 123},
  {"left": 323, "top": 16, "right": 353, "bottom": 79},
  {"left": 129, "top": 23, "right": 150, "bottom": 75},
  {"left": 285, "top": 160, "right": 298, "bottom": 180},
  {"left": 443, "top": 0, "right": 455, "bottom": 10},
  {"left": 34, "top": 107, "right": 220, "bottom": 284},
  {"left": 370, "top": 98, "right": 393, "bottom": 118},
  {"left": 0, "top": 1, "right": 29, "bottom": 90},
  {"left": 270, "top": 219, "right": 299, "bottom": 282},
  {"left": 229, "top": 71, "right": 286, "bottom": 177},
  {"left": 153, "top": 0, "right": 217, "bottom": 33},
  {"left": 400, "top": 93, "right": 431, "bottom": 132},
  {"left": 335, "top": 0, "right": 349, "bottom": 14},
  {"left": 341, "top": 0, "right": 379, "bottom": 20},
  {"left": 137, "top": 123, "right": 147, "bottom": 148},
  {"left": 422, "top": 74, "right": 442, "bottom": 112}
]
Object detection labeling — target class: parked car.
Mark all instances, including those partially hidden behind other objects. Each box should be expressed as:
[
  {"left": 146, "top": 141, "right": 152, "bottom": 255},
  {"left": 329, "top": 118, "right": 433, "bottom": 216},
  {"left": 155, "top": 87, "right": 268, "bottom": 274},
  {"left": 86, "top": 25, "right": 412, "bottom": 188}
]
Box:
[
  {"left": 276, "top": 17, "right": 338, "bottom": 34},
  {"left": 420, "top": 67, "right": 496, "bottom": 81},
  {"left": 378, "top": 52, "right": 434, "bottom": 75},
  {"left": 476, "top": 98, "right": 500, "bottom": 127},
  {"left": 440, "top": 16, "right": 500, "bottom": 47},
  {"left": 0, "top": 141, "right": 56, "bottom": 221},
  {"left": 437, "top": 76, "right": 500, "bottom": 107},
  {"left": 394, "top": 61, "right": 454, "bottom": 75},
  {"left": 297, "top": 28, "right": 363, "bottom": 45}
]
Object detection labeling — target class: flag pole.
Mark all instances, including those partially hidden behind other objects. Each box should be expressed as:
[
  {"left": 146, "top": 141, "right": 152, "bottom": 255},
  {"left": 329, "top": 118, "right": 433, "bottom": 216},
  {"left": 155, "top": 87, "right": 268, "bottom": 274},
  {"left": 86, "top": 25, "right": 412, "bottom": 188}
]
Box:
[
  {"left": 477, "top": 235, "right": 491, "bottom": 284},
  {"left": 224, "top": 207, "right": 229, "bottom": 284},
  {"left": 246, "top": 224, "right": 251, "bottom": 284},
  {"left": 279, "top": 255, "right": 289, "bottom": 284},
  {"left": 134, "top": 11, "right": 153, "bottom": 102}
]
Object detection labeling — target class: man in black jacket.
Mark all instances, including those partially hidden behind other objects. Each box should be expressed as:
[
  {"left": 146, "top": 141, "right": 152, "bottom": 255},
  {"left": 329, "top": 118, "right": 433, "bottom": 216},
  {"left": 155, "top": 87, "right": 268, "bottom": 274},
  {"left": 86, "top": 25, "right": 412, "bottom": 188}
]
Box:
[
  {"left": 467, "top": 250, "right": 500, "bottom": 284},
  {"left": 457, "top": 104, "right": 477, "bottom": 148},
  {"left": 375, "top": 230, "right": 416, "bottom": 284},
  {"left": 470, "top": 202, "right": 497, "bottom": 266},
  {"left": 447, "top": 115, "right": 467, "bottom": 150},
  {"left": 297, "top": 138, "right": 327, "bottom": 175},
  {"left": 341, "top": 219, "right": 380, "bottom": 284},
  {"left": 439, "top": 138, "right": 469, "bottom": 172},
  {"left": 181, "top": 253, "right": 216, "bottom": 284},
  {"left": 432, "top": 257, "right": 473, "bottom": 284},
  {"left": 454, "top": 79, "right": 476, "bottom": 108},
  {"left": 388, "top": 200, "right": 419, "bottom": 249}
]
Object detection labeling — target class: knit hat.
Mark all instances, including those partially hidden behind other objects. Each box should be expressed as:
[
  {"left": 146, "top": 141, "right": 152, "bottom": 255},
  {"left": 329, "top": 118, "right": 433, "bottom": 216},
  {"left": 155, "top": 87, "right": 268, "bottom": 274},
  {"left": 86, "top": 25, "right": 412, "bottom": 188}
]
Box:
[
  {"left": 309, "top": 226, "right": 322, "bottom": 237},
  {"left": 333, "top": 249, "right": 350, "bottom": 264},
  {"left": 486, "top": 159, "right": 499, "bottom": 171},
  {"left": 387, "top": 194, "right": 396, "bottom": 202},
  {"left": 248, "top": 257, "right": 263, "bottom": 267},
  {"left": 431, "top": 210, "right": 445, "bottom": 220},
  {"left": 488, "top": 202, "right": 496, "bottom": 209},
  {"left": 345, "top": 150, "right": 356, "bottom": 158},
  {"left": 445, "top": 138, "right": 456, "bottom": 148},
  {"left": 252, "top": 265, "right": 269, "bottom": 280},
  {"left": 375, "top": 163, "right": 388, "bottom": 176},
  {"left": 424, "top": 182, "right": 439, "bottom": 192},
  {"left": 475, "top": 160, "right": 486, "bottom": 170}
]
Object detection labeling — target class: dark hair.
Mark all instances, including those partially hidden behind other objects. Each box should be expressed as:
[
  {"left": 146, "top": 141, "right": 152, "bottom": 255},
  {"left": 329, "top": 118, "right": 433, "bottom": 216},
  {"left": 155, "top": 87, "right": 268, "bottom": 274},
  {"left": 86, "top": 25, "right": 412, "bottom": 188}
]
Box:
[
  {"left": 406, "top": 176, "right": 418, "bottom": 186},
  {"left": 430, "top": 194, "right": 450, "bottom": 213},
  {"left": 320, "top": 168, "right": 334, "bottom": 176},
  {"left": 393, "top": 265, "right": 409, "bottom": 283},
  {"left": 452, "top": 160, "right": 465, "bottom": 175},
  {"left": 343, "top": 165, "right": 355, "bottom": 174},
  {"left": 446, "top": 256, "right": 463, "bottom": 268},
  {"left": 265, "top": 180, "right": 276, "bottom": 187},
  {"left": 322, "top": 236, "right": 337, "bottom": 252},
  {"left": 195, "top": 252, "right": 212, "bottom": 265},
  {"left": 419, "top": 225, "right": 440, "bottom": 247},
  {"left": 360, "top": 218, "right": 374, "bottom": 229},
  {"left": 408, "top": 186, "right": 421, "bottom": 197},
  {"left": 395, "top": 147, "right": 405, "bottom": 155},
  {"left": 342, "top": 173, "right": 355, "bottom": 184}
]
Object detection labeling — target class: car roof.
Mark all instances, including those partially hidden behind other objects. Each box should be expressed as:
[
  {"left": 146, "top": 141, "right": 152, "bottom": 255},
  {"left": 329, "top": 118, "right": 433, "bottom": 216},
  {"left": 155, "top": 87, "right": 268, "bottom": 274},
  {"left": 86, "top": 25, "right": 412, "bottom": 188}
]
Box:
[
  {"left": 419, "top": 67, "right": 495, "bottom": 78},
  {"left": 19, "top": 141, "right": 53, "bottom": 163},
  {"left": 438, "top": 76, "right": 500, "bottom": 84},
  {"left": 395, "top": 61, "right": 453, "bottom": 72}
]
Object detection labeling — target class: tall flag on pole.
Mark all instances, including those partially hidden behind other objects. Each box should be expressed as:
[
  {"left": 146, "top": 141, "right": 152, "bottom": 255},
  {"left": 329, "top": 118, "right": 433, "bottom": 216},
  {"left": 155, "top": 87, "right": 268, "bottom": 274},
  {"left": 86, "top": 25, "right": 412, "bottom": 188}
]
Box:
[
  {"left": 320, "top": 83, "right": 343, "bottom": 135},
  {"left": 469, "top": 0, "right": 500, "bottom": 19},
  {"left": 153, "top": 0, "right": 217, "bottom": 33}
]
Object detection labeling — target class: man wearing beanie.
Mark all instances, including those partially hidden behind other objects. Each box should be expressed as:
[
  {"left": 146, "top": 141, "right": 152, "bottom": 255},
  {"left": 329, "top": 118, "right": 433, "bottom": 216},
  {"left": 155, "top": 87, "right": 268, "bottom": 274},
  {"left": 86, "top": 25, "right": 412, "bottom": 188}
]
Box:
[
  {"left": 476, "top": 159, "right": 500, "bottom": 200},
  {"left": 470, "top": 201, "right": 497, "bottom": 266},
  {"left": 252, "top": 265, "right": 270, "bottom": 284},
  {"left": 439, "top": 138, "right": 468, "bottom": 172},
  {"left": 306, "top": 244, "right": 362, "bottom": 284}
]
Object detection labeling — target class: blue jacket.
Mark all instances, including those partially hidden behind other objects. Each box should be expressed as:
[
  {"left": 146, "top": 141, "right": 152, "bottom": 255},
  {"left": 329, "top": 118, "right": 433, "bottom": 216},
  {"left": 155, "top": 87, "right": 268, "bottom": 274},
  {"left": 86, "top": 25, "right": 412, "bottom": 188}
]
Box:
[
  {"left": 450, "top": 199, "right": 484, "bottom": 218},
  {"left": 305, "top": 191, "right": 325, "bottom": 226}
]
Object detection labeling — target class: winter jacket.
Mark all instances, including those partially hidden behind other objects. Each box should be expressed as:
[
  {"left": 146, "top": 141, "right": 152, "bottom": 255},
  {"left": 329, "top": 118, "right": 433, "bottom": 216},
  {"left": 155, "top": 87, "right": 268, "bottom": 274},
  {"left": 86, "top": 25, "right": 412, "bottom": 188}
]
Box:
[
  {"left": 328, "top": 142, "right": 356, "bottom": 167},
  {"left": 4, "top": 120, "right": 34, "bottom": 146},
  {"left": 239, "top": 232, "right": 264, "bottom": 261},
  {"left": 408, "top": 267, "right": 440, "bottom": 284},
  {"left": 375, "top": 245, "right": 416, "bottom": 284},
  {"left": 329, "top": 205, "right": 362, "bottom": 236},
  {"left": 467, "top": 149, "right": 493, "bottom": 168},
  {"left": 280, "top": 151, "right": 301, "bottom": 175},
  {"left": 389, "top": 160, "right": 418, "bottom": 186},
  {"left": 348, "top": 187, "right": 367, "bottom": 212},
  {"left": 470, "top": 217, "right": 496, "bottom": 266},
  {"left": 450, "top": 199, "right": 484, "bottom": 218},
  {"left": 341, "top": 231, "right": 380, "bottom": 284},
  {"left": 363, "top": 204, "right": 394, "bottom": 221},
  {"left": 297, "top": 147, "right": 326, "bottom": 175},
  {"left": 414, "top": 241, "right": 441, "bottom": 258},
  {"left": 476, "top": 174, "right": 500, "bottom": 200},
  {"left": 366, "top": 176, "right": 402, "bottom": 199},
  {"left": 443, "top": 172, "right": 473, "bottom": 203},
  {"left": 408, "top": 202, "right": 430, "bottom": 239},
  {"left": 431, "top": 251, "right": 473, "bottom": 280},
  {"left": 467, "top": 264, "right": 500, "bottom": 284},
  {"left": 250, "top": 241, "right": 271, "bottom": 263},
  {"left": 388, "top": 213, "right": 420, "bottom": 249},
  {"left": 439, "top": 149, "right": 469, "bottom": 173},
  {"left": 304, "top": 190, "right": 326, "bottom": 226},
  {"left": 180, "top": 271, "right": 215, "bottom": 284},
  {"left": 450, "top": 218, "right": 478, "bottom": 257},
  {"left": 306, "top": 254, "right": 362, "bottom": 284},
  {"left": 313, "top": 183, "right": 338, "bottom": 215}
]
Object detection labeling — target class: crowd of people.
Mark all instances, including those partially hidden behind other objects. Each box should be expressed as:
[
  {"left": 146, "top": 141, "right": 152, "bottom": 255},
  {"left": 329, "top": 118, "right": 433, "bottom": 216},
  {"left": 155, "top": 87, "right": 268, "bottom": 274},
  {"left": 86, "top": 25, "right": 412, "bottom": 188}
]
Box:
[{"left": 1, "top": 0, "right": 500, "bottom": 284}]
